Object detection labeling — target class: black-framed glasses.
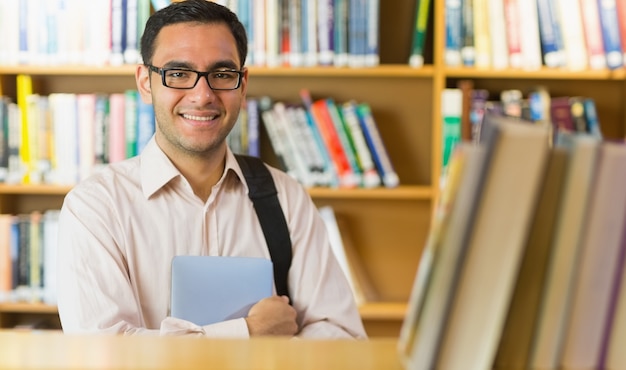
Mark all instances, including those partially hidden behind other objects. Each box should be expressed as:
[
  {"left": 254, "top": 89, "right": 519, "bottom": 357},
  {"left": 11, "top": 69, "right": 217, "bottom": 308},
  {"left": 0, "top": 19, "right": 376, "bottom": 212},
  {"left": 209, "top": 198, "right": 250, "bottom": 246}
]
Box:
[{"left": 147, "top": 65, "right": 244, "bottom": 90}]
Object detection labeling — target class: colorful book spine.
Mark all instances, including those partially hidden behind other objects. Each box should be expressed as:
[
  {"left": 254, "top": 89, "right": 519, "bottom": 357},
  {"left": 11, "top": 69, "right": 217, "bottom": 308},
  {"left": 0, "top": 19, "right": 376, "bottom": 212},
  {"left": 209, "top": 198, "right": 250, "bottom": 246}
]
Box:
[
  {"left": 461, "top": 0, "right": 475, "bottom": 66},
  {"left": 445, "top": 0, "right": 463, "bottom": 66},
  {"left": 365, "top": 0, "right": 380, "bottom": 67},
  {"left": 441, "top": 88, "right": 463, "bottom": 169},
  {"left": 408, "top": 0, "right": 432, "bottom": 67},
  {"left": 356, "top": 103, "right": 399, "bottom": 188},
  {"left": 598, "top": 0, "right": 624, "bottom": 69},
  {"left": 341, "top": 100, "right": 381, "bottom": 188},
  {"left": 536, "top": 0, "right": 565, "bottom": 68},
  {"left": 580, "top": 0, "right": 607, "bottom": 69}
]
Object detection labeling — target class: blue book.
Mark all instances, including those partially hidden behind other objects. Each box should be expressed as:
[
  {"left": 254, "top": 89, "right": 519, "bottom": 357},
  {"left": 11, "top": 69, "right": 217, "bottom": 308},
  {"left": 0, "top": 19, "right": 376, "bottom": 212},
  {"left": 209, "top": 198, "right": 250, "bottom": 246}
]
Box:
[
  {"left": 445, "top": 0, "right": 463, "bottom": 66},
  {"left": 536, "top": 0, "right": 565, "bottom": 68},
  {"left": 170, "top": 256, "right": 273, "bottom": 326},
  {"left": 597, "top": 0, "right": 623, "bottom": 69},
  {"left": 356, "top": 103, "right": 399, "bottom": 188}
]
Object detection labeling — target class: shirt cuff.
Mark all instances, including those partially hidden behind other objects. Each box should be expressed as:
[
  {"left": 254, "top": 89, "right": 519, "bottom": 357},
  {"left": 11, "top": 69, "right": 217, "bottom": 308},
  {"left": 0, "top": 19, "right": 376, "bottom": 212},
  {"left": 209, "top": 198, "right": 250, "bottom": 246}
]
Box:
[{"left": 160, "top": 317, "right": 250, "bottom": 338}]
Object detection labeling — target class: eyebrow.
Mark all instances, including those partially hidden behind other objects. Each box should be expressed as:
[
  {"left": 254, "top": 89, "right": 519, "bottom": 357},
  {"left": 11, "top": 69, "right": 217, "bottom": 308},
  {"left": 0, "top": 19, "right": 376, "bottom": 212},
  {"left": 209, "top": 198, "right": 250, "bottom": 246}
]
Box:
[{"left": 160, "top": 60, "right": 240, "bottom": 71}]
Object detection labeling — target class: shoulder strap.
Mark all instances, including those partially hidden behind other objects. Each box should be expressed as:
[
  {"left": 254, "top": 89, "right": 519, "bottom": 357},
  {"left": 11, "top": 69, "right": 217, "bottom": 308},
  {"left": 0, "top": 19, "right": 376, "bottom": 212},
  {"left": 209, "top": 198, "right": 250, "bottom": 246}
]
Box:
[{"left": 234, "top": 154, "right": 292, "bottom": 301}]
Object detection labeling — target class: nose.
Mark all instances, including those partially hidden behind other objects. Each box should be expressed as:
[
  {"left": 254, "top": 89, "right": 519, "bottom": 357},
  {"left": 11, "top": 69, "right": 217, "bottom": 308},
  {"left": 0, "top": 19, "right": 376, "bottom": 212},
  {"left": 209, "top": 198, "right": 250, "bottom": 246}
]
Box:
[{"left": 188, "top": 74, "right": 214, "bottom": 102}]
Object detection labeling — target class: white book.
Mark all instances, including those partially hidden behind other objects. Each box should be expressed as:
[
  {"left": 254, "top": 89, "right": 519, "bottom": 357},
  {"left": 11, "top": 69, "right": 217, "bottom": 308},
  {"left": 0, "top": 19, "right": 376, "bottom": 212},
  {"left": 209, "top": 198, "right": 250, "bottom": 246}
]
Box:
[
  {"left": 265, "top": 0, "right": 280, "bottom": 67},
  {"left": 76, "top": 94, "right": 96, "bottom": 182},
  {"left": 556, "top": 0, "right": 588, "bottom": 70},
  {"left": 487, "top": 0, "right": 508, "bottom": 69},
  {"left": 124, "top": 0, "right": 140, "bottom": 64},
  {"left": 517, "top": 0, "right": 543, "bottom": 70},
  {"left": 253, "top": 0, "right": 267, "bottom": 66},
  {"left": 0, "top": 0, "right": 20, "bottom": 65},
  {"left": 317, "top": 0, "right": 334, "bottom": 66},
  {"left": 42, "top": 210, "right": 60, "bottom": 305}
]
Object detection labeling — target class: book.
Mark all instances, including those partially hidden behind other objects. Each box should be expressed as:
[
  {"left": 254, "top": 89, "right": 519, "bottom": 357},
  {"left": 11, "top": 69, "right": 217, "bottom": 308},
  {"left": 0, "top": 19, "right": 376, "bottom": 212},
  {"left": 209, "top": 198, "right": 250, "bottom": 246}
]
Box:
[
  {"left": 460, "top": 0, "right": 475, "bottom": 66},
  {"left": 444, "top": 0, "right": 463, "bottom": 66},
  {"left": 170, "top": 256, "right": 273, "bottom": 326},
  {"left": 317, "top": 0, "right": 334, "bottom": 66},
  {"left": 559, "top": 142, "right": 626, "bottom": 370},
  {"left": 580, "top": 0, "right": 608, "bottom": 69},
  {"left": 517, "top": 0, "right": 543, "bottom": 70},
  {"left": 436, "top": 113, "right": 551, "bottom": 370},
  {"left": 605, "top": 201, "right": 626, "bottom": 369},
  {"left": 503, "top": 0, "right": 522, "bottom": 68},
  {"left": 457, "top": 80, "right": 474, "bottom": 141},
  {"left": 364, "top": 0, "right": 380, "bottom": 67},
  {"left": 301, "top": 90, "right": 358, "bottom": 188},
  {"left": 555, "top": 0, "right": 588, "bottom": 70},
  {"left": 341, "top": 101, "right": 381, "bottom": 188},
  {"left": 399, "top": 143, "right": 487, "bottom": 370},
  {"left": 487, "top": 0, "right": 508, "bottom": 69},
  {"left": 441, "top": 88, "right": 462, "bottom": 168},
  {"left": 472, "top": 0, "right": 491, "bottom": 68},
  {"left": 529, "top": 134, "right": 601, "bottom": 370},
  {"left": 0, "top": 214, "right": 14, "bottom": 299},
  {"left": 355, "top": 103, "right": 399, "bottom": 188},
  {"left": 536, "top": 0, "right": 565, "bottom": 68},
  {"left": 493, "top": 147, "right": 569, "bottom": 369},
  {"left": 408, "top": 0, "right": 432, "bottom": 67},
  {"left": 598, "top": 0, "right": 624, "bottom": 69}
]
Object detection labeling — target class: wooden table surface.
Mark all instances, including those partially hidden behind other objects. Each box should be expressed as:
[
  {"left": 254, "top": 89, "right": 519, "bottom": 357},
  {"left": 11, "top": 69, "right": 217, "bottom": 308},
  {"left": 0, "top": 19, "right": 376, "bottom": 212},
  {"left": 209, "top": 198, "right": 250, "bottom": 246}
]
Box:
[{"left": 0, "top": 330, "right": 405, "bottom": 369}]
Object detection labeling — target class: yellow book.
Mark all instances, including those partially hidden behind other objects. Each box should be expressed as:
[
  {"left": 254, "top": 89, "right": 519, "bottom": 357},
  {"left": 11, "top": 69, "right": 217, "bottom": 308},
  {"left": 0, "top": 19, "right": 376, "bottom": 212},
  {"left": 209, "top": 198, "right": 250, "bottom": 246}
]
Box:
[{"left": 16, "top": 74, "right": 33, "bottom": 184}]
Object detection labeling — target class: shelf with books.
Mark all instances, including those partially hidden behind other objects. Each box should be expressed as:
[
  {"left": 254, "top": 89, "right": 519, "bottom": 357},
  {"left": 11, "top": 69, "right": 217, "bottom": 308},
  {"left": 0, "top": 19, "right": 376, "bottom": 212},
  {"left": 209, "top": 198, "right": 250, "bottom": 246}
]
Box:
[{"left": 0, "top": 0, "right": 439, "bottom": 338}]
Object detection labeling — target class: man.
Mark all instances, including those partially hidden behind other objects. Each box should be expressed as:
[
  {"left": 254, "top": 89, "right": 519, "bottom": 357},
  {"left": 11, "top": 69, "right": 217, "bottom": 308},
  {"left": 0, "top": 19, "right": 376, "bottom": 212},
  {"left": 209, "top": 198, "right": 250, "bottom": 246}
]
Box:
[{"left": 56, "top": 0, "right": 367, "bottom": 339}]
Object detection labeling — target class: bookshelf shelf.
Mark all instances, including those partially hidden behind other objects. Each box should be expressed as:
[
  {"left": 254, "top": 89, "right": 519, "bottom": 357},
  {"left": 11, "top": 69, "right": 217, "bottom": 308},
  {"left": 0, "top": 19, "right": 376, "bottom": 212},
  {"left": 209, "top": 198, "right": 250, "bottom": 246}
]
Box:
[
  {"left": 0, "top": 303, "right": 58, "bottom": 314},
  {"left": 444, "top": 67, "right": 626, "bottom": 80}
]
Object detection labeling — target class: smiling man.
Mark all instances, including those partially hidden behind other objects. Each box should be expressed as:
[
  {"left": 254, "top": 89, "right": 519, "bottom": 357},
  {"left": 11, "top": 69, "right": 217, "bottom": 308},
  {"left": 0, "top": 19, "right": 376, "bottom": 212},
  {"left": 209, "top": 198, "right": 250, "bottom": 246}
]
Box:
[{"left": 56, "top": 0, "right": 367, "bottom": 339}]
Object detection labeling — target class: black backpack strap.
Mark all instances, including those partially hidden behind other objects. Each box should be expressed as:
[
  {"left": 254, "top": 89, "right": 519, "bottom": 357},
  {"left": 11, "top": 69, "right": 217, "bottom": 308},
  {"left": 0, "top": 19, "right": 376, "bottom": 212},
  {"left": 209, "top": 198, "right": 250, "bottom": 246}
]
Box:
[{"left": 234, "top": 154, "right": 292, "bottom": 301}]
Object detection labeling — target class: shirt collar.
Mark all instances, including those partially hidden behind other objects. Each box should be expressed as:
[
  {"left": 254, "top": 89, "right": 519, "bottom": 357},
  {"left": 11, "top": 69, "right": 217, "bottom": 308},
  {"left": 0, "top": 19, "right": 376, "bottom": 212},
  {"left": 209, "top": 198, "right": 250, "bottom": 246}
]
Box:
[{"left": 139, "top": 137, "right": 248, "bottom": 198}]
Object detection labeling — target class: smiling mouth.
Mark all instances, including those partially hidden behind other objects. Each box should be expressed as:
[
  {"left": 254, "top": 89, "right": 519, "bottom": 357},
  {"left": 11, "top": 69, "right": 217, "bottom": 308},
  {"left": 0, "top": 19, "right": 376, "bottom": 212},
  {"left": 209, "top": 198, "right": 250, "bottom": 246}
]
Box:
[{"left": 182, "top": 113, "right": 217, "bottom": 121}]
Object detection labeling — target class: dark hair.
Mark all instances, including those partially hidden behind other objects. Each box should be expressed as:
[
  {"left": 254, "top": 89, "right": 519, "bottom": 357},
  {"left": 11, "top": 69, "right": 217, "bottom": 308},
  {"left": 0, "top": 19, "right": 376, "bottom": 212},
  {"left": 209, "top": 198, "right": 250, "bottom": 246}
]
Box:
[{"left": 140, "top": 0, "right": 248, "bottom": 67}]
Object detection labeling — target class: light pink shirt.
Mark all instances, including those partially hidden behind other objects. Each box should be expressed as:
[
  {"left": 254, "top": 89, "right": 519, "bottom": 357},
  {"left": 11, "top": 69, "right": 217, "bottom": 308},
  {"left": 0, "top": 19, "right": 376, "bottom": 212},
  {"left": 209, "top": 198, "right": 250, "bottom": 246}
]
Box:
[{"left": 57, "top": 137, "right": 367, "bottom": 339}]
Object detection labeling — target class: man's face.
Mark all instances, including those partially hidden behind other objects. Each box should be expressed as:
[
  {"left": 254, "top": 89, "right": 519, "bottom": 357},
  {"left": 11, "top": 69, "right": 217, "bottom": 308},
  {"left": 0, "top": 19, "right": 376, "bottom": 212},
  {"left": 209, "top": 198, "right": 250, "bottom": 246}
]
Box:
[{"left": 136, "top": 22, "right": 248, "bottom": 159}]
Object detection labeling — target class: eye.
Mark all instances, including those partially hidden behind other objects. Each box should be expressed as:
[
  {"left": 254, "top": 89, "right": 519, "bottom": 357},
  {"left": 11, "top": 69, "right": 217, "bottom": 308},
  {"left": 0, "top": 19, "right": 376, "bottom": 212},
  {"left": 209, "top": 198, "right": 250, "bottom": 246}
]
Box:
[
  {"left": 212, "top": 71, "right": 237, "bottom": 80},
  {"left": 165, "top": 70, "right": 192, "bottom": 79}
]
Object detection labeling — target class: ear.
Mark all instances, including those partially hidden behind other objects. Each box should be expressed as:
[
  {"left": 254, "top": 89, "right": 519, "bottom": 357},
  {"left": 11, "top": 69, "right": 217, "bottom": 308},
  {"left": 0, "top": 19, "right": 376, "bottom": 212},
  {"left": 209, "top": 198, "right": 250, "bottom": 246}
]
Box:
[{"left": 135, "top": 65, "right": 153, "bottom": 104}]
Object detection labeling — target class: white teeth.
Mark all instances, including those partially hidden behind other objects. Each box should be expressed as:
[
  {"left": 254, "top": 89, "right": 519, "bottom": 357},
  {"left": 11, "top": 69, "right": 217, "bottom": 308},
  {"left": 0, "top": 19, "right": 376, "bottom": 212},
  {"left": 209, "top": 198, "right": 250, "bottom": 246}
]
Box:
[{"left": 182, "top": 114, "right": 216, "bottom": 121}]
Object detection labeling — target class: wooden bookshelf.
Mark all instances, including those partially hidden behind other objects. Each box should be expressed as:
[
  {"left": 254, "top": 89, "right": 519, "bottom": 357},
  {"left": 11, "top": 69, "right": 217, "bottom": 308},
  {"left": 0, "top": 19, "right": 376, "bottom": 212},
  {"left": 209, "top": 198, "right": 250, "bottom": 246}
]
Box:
[{"left": 1, "top": 0, "right": 626, "bottom": 340}]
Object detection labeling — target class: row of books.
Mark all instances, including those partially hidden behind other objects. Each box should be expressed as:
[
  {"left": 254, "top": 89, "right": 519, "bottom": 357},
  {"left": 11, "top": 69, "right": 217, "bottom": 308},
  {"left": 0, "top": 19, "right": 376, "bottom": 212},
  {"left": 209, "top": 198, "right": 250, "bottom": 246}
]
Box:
[
  {"left": 0, "top": 0, "right": 151, "bottom": 66},
  {"left": 233, "top": 91, "right": 399, "bottom": 189},
  {"left": 440, "top": 81, "right": 603, "bottom": 167},
  {"left": 216, "top": 0, "right": 381, "bottom": 68},
  {"left": 398, "top": 113, "right": 626, "bottom": 369},
  {"left": 0, "top": 210, "right": 60, "bottom": 306},
  {"left": 446, "top": 0, "right": 626, "bottom": 70},
  {"left": 1, "top": 75, "right": 155, "bottom": 185}
]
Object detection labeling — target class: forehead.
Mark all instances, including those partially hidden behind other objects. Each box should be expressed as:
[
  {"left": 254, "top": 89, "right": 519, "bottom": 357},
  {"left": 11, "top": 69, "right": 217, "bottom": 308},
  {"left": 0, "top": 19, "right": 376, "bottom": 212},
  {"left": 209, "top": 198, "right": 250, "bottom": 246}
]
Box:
[{"left": 151, "top": 22, "right": 240, "bottom": 67}]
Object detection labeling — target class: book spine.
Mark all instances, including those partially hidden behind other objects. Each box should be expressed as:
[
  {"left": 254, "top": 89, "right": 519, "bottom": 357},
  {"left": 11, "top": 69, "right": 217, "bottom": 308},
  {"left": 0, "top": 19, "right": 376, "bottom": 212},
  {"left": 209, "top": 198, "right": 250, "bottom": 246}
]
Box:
[
  {"left": 333, "top": 0, "right": 349, "bottom": 67},
  {"left": 317, "top": 0, "right": 335, "bottom": 66},
  {"left": 579, "top": 0, "right": 607, "bottom": 69},
  {"left": 325, "top": 99, "right": 364, "bottom": 186},
  {"left": 341, "top": 101, "right": 381, "bottom": 188},
  {"left": 302, "top": 0, "right": 318, "bottom": 66},
  {"left": 487, "top": 0, "right": 509, "bottom": 69},
  {"left": 365, "top": 0, "right": 380, "bottom": 66},
  {"left": 288, "top": 0, "right": 303, "bottom": 67},
  {"left": 537, "top": 0, "right": 565, "bottom": 68},
  {"left": 556, "top": 0, "right": 588, "bottom": 70},
  {"left": 136, "top": 97, "right": 155, "bottom": 155},
  {"left": 503, "top": 0, "right": 522, "bottom": 68},
  {"left": 441, "top": 88, "right": 463, "bottom": 169},
  {"left": 356, "top": 103, "right": 399, "bottom": 188},
  {"left": 472, "top": 0, "right": 491, "bottom": 68},
  {"left": 124, "top": 0, "right": 139, "bottom": 64},
  {"left": 445, "top": 0, "right": 463, "bottom": 66},
  {"left": 460, "top": 0, "right": 475, "bottom": 66},
  {"left": 253, "top": 0, "right": 266, "bottom": 66},
  {"left": 124, "top": 90, "right": 138, "bottom": 159},
  {"left": 76, "top": 94, "right": 96, "bottom": 182},
  {"left": 265, "top": 0, "right": 280, "bottom": 67},
  {"left": 598, "top": 0, "right": 624, "bottom": 69},
  {"left": 408, "top": 0, "right": 432, "bottom": 67},
  {"left": 108, "top": 93, "right": 126, "bottom": 164}
]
